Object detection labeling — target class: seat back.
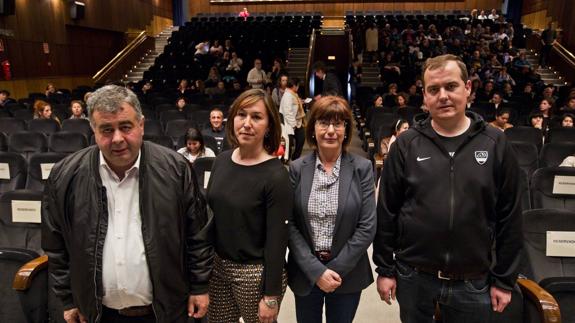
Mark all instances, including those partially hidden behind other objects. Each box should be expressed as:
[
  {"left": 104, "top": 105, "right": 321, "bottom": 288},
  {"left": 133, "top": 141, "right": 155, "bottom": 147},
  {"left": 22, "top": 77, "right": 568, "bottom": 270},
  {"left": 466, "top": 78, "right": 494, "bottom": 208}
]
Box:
[
  {"left": 0, "top": 152, "right": 27, "bottom": 195},
  {"left": 539, "top": 142, "right": 575, "bottom": 168},
  {"left": 0, "top": 248, "right": 46, "bottom": 323},
  {"left": 505, "top": 126, "right": 543, "bottom": 151},
  {"left": 530, "top": 167, "right": 575, "bottom": 210},
  {"left": 144, "top": 119, "right": 164, "bottom": 137},
  {"left": 26, "top": 153, "right": 68, "bottom": 192},
  {"left": 165, "top": 120, "right": 194, "bottom": 139},
  {"left": 48, "top": 132, "right": 88, "bottom": 153},
  {"left": 547, "top": 127, "right": 575, "bottom": 144},
  {"left": 0, "top": 118, "right": 26, "bottom": 134},
  {"left": 0, "top": 132, "right": 7, "bottom": 151},
  {"left": 27, "top": 119, "right": 60, "bottom": 135},
  {"left": 0, "top": 189, "right": 43, "bottom": 254},
  {"left": 8, "top": 132, "right": 48, "bottom": 163},
  {"left": 144, "top": 135, "right": 174, "bottom": 150},
  {"left": 510, "top": 142, "right": 539, "bottom": 177},
  {"left": 61, "top": 119, "right": 92, "bottom": 137}
]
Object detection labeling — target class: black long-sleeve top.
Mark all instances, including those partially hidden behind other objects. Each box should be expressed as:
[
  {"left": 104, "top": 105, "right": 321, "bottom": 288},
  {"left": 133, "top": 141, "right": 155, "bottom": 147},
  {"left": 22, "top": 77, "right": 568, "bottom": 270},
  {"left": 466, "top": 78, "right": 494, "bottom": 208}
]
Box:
[{"left": 207, "top": 150, "right": 292, "bottom": 295}]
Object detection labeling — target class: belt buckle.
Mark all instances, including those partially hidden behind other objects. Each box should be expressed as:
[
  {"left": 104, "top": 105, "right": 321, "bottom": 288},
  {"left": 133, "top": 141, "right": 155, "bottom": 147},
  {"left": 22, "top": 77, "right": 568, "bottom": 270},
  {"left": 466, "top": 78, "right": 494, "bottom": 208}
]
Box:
[{"left": 437, "top": 270, "right": 451, "bottom": 280}]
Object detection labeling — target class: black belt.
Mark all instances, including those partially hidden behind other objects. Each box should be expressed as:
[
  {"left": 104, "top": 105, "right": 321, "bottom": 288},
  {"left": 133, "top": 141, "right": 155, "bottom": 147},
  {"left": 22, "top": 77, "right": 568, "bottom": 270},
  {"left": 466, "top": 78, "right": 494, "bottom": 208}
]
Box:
[
  {"left": 408, "top": 264, "right": 487, "bottom": 281},
  {"left": 315, "top": 250, "right": 332, "bottom": 262},
  {"left": 103, "top": 305, "right": 154, "bottom": 317}
]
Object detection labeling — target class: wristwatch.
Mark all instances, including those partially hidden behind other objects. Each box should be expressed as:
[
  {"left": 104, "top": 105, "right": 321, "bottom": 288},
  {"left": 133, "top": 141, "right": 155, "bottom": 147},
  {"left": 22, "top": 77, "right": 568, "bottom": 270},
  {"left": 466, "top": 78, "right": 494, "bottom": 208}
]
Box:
[{"left": 263, "top": 298, "right": 278, "bottom": 309}]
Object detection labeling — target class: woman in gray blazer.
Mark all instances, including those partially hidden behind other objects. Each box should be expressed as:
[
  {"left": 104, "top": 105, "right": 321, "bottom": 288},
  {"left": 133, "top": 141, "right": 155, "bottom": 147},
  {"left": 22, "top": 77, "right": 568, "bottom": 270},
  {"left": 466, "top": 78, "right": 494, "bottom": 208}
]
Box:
[{"left": 288, "top": 96, "right": 376, "bottom": 323}]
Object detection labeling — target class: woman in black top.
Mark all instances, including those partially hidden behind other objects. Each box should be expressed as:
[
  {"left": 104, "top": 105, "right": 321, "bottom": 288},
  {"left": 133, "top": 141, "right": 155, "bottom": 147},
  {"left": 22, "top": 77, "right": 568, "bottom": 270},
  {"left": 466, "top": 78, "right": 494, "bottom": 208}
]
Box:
[{"left": 207, "top": 89, "right": 293, "bottom": 323}]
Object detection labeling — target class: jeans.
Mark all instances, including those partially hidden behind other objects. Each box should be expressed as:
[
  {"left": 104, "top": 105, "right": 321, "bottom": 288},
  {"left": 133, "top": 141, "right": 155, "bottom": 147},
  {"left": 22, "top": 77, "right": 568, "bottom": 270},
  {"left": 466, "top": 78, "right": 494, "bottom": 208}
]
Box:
[
  {"left": 294, "top": 285, "right": 361, "bottom": 323},
  {"left": 395, "top": 261, "right": 492, "bottom": 323},
  {"left": 290, "top": 126, "right": 305, "bottom": 161}
]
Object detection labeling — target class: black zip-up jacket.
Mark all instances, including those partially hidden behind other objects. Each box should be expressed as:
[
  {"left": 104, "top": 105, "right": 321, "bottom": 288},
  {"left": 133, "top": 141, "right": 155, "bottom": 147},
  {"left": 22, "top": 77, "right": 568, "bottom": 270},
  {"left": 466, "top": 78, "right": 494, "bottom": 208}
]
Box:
[
  {"left": 42, "top": 141, "right": 214, "bottom": 322},
  {"left": 373, "top": 111, "right": 522, "bottom": 290}
]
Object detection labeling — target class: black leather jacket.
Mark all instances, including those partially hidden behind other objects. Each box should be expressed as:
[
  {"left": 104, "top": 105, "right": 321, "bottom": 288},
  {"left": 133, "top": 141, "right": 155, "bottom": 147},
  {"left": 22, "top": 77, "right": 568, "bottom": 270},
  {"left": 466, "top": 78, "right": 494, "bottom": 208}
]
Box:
[
  {"left": 374, "top": 112, "right": 522, "bottom": 290},
  {"left": 42, "top": 141, "right": 214, "bottom": 322}
]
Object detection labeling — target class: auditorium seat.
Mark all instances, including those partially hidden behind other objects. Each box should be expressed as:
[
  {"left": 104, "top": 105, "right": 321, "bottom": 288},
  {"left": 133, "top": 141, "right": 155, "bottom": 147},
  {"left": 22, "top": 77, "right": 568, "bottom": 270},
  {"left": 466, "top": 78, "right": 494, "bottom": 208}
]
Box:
[
  {"left": 539, "top": 142, "right": 575, "bottom": 168},
  {"left": 165, "top": 120, "right": 195, "bottom": 143},
  {"left": 144, "top": 134, "right": 174, "bottom": 149},
  {"left": 144, "top": 119, "right": 164, "bottom": 137},
  {"left": 0, "top": 152, "right": 27, "bottom": 196},
  {"left": 546, "top": 127, "right": 575, "bottom": 144},
  {"left": 27, "top": 119, "right": 61, "bottom": 135},
  {"left": 61, "top": 119, "right": 93, "bottom": 137},
  {"left": 26, "top": 153, "right": 68, "bottom": 191},
  {"left": 530, "top": 167, "right": 575, "bottom": 210},
  {"left": 192, "top": 157, "right": 215, "bottom": 197},
  {"left": 0, "top": 248, "right": 47, "bottom": 323},
  {"left": 160, "top": 110, "right": 187, "bottom": 124},
  {"left": 510, "top": 142, "right": 539, "bottom": 177},
  {"left": 12, "top": 109, "right": 34, "bottom": 121},
  {"left": 49, "top": 132, "right": 88, "bottom": 153},
  {"left": 0, "top": 189, "right": 43, "bottom": 253},
  {"left": 522, "top": 208, "right": 575, "bottom": 322},
  {"left": 505, "top": 126, "right": 544, "bottom": 151},
  {"left": 0, "top": 132, "right": 6, "bottom": 151},
  {"left": 0, "top": 118, "right": 26, "bottom": 134},
  {"left": 8, "top": 132, "right": 48, "bottom": 163}
]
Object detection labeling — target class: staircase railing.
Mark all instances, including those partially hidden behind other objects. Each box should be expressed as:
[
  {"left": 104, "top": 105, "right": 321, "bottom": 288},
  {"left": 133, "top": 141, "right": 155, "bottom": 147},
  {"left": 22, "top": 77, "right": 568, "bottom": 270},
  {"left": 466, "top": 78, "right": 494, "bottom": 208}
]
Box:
[
  {"left": 305, "top": 28, "right": 317, "bottom": 97},
  {"left": 92, "top": 30, "right": 155, "bottom": 84}
]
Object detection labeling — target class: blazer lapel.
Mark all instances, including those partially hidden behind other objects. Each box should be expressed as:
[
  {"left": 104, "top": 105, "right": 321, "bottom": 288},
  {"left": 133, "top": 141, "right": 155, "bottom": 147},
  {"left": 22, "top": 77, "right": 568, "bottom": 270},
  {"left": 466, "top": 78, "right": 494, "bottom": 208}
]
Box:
[
  {"left": 333, "top": 153, "right": 353, "bottom": 241},
  {"left": 300, "top": 153, "right": 316, "bottom": 240}
]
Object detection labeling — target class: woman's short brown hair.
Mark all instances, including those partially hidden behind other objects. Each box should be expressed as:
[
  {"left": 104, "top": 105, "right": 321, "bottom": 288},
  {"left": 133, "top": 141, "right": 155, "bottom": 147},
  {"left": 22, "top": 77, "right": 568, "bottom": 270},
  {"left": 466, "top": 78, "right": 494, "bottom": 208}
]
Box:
[
  {"left": 306, "top": 95, "right": 353, "bottom": 150},
  {"left": 226, "top": 89, "right": 282, "bottom": 155}
]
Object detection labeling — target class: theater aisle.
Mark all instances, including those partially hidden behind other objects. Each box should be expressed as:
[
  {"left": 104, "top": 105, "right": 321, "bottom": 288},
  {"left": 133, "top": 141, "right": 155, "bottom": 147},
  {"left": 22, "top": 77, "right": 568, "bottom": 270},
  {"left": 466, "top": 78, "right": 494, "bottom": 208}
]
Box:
[{"left": 278, "top": 121, "right": 402, "bottom": 322}]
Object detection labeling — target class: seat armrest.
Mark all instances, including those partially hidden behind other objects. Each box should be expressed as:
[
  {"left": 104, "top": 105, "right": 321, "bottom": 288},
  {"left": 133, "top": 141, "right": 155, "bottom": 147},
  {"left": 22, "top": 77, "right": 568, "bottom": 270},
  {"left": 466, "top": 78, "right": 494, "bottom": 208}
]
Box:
[
  {"left": 517, "top": 277, "right": 561, "bottom": 323},
  {"left": 13, "top": 255, "right": 48, "bottom": 291}
]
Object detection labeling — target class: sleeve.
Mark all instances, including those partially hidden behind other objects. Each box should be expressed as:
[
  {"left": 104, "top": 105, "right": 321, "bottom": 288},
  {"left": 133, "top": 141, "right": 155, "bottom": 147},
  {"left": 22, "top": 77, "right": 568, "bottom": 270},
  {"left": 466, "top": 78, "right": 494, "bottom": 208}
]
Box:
[
  {"left": 287, "top": 163, "right": 327, "bottom": 285},
  {"left": 41, "top": 174, "right": 75, "bottom": 310},
  {"left": 327, "top": 159, "right": 377, "bottom": 277},
  {"left": 490, "top": 136, "right": 523, "bottom": 291},
  {"left": 263, "top": 166, "right": 293, "bottom": 296},
  {"left": 184, "top": 160, "right": 215, "bottom": 295},
  {"left": 372, "top": 140, "right": 406, "bottom": 277}
]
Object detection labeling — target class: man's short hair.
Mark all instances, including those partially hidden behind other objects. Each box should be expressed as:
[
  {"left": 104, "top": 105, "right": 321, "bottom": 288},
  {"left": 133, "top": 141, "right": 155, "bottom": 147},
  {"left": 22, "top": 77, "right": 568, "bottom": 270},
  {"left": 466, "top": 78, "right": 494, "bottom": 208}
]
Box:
[
  {"left": 287, "top": 77, "right": 300, "bottom": 89},
  {"left": 313, "top": 61, "right": 327, "bottom": 72},
  {"left": 0, "top": 90, "right": 10, "bottom": 96},
  {"left": 87, "top": 85, "right": 142, "bottom": 125},
  {"left": 422, "top": 54, "right": 468, "bottom": 87}
]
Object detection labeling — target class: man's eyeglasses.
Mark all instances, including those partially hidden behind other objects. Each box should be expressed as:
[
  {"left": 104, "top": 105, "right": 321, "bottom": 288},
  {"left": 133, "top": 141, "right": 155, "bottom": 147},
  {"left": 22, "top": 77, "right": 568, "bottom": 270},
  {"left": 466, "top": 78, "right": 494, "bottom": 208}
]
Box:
[{"left": 315, "top": 120, "right": 346, "bottom": 130}]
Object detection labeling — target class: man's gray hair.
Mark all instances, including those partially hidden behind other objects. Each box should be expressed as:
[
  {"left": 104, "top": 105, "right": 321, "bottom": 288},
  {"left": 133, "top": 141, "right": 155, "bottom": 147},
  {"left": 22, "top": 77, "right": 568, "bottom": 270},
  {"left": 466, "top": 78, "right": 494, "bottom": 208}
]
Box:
[{"left": 87, "top": 85, "right": 143, "bottom": 125}]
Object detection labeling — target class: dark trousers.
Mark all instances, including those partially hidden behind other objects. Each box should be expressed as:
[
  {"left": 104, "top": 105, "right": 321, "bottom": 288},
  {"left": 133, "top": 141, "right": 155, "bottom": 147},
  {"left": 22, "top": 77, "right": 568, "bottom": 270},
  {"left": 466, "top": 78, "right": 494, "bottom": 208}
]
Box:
[
  {"left": 395, "top": 261, "right": 492, "bottom": 323},
  {"left": 290, "top": 126, "right": 305, "bottom": 160},
  {"left": 539, "top": 44, "right": 553, "bottom": 67},
  {"left": 294, "top": 285, "right": 361, "bottom": 323},
  {"left": 101, "top": 306, "right": 156, "bottom": 323}
]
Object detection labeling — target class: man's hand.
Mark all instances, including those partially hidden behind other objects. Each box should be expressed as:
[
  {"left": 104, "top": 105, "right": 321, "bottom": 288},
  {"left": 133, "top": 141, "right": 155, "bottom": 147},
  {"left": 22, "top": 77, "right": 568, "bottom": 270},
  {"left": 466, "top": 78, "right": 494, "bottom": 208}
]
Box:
[
  {"left": 188, "top": 294, "right": 209, "bottom": 318},
  {"left": 490, "top": 286, "right": 512, "bottom": 312},
  {"left": 316, "top": 269, "right": 342, "bottom": 293},
  {"left": 377, "top": 276, "right": 397, "bottom": 305},
  {"left": 258, "top": 297, "right": 279, "bottom": 323},
  {"left": 63, "top": 308, "right": 87, "bottom": 323}
]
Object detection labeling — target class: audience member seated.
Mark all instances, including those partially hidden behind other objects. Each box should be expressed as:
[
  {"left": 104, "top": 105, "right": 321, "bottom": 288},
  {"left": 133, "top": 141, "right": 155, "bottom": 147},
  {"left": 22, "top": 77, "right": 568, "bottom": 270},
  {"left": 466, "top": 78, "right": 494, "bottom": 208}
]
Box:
[
  {"left": 560, "top": 113, "right": 574, "bottom": 127},
  {"left": 489, "top": 108, "right": 514, "bottom": 131},
  {"left": 226, "top": 51, "right": 243, "bottom": 75},
  {"left": 271, "top": 74, "right": 288, "bottom": 108},
  {"left": 177, "top": 127, "right": 216, "bottom": 163},
  {"left": 201, "top": 108, "right": 226, "bottom": 150},
  {"left": 194, "top": 40, "right": 210, "bottom": 57},
  {"left": 33, "top": 100, "right": 61, "bottom": 126},
  {"left": 268, "top": 58, "right": 287, "bottom": 86},
  {"left": 0, "top": 90, "right": 14, "bottom": 107},
  {"left": 559, "top": 97, "right": 575, "bottom": 113},
  {"left": 238, "top": 7, "right": 250, "bottom": 21},
  {"left": 176, "top": 79, "right": 192, "bottom": 97},
  {"left": 69, "top": 100, "right": 87, "bottom": 119},
  {"left": 176, "top": 97, "right": 187, "bottom": 112},
  {"left": 205, "top": 66, "right": 221, "bottom": 88},
  {"left": 209, "top": 40, "right": 223, "bottom": 57},
  {"left": 205, "top": 81, "right": 226, "bottom": 98},
  {"left": 537, "top": 98, "right": 554, "bottom": 128}
]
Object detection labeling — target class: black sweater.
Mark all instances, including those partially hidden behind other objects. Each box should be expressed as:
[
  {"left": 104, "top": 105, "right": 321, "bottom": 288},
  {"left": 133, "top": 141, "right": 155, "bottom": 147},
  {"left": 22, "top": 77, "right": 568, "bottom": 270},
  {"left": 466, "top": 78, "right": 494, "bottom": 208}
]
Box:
[{"left": 207, "top": 150, "right": 292, "bottom": 295}]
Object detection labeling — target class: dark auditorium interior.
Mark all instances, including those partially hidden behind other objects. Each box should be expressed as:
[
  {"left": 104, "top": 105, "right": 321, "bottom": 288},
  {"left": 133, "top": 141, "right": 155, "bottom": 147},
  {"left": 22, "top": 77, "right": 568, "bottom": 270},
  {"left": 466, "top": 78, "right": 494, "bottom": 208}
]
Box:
[{"left": 0, "top": 0, "right": 575, "bottom": 322}]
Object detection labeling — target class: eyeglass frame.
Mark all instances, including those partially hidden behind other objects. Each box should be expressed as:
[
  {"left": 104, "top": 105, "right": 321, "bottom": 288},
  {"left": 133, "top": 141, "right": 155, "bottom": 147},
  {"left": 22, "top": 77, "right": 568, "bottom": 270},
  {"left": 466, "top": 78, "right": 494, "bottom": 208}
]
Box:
[{"left": 315, "top": 119, "right": 347, "bottom": 130}]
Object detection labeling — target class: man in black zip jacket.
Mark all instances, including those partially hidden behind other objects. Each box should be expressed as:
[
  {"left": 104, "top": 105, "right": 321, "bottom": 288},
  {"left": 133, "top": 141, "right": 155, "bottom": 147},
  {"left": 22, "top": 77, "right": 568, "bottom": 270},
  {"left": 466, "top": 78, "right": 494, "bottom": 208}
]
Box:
[
  {"left": 373, "top": 54, "right": 522, "bottom": 322},
  {"left": 42, "top": 85, "right": 213, "bottom": 323}
]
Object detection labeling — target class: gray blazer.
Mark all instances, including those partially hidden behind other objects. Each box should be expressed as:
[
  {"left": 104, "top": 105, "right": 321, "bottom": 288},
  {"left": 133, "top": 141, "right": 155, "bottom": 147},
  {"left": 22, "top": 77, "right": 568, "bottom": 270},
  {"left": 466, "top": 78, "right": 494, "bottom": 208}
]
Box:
[{"left": 287, "top": 152, "right": 376, "bottom": 296}]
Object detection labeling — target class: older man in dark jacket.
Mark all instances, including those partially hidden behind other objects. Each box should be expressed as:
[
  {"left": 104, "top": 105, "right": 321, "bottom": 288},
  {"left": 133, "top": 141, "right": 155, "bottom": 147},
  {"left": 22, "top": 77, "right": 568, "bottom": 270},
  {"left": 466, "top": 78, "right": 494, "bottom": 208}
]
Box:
[{"left": 42, "top": 85, "right": 213, "bottom": 323}]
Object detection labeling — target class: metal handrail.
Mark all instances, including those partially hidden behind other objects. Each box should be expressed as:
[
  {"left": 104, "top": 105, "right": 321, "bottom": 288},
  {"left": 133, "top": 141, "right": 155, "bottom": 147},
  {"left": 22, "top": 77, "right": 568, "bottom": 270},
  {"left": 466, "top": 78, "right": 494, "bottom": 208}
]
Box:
[
  {"left": 554, "top": 41, "right": 575, "bottom": 63},
  {"left": 92, "top": 30, "right": 148, "bottom": 82},
  {"left": 305, "top": 28, "right": 317, "bottom": 97}
]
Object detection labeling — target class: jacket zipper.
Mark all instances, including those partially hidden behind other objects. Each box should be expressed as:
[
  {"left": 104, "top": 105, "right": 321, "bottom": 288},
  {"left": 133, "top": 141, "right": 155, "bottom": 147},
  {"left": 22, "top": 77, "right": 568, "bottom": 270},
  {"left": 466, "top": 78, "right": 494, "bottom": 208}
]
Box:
[
  {"left": 445, "top": 158, "right": 455, "bottom": 268},
  {"left": 94, "top": 187, "right": 105, "bottom": 323}
]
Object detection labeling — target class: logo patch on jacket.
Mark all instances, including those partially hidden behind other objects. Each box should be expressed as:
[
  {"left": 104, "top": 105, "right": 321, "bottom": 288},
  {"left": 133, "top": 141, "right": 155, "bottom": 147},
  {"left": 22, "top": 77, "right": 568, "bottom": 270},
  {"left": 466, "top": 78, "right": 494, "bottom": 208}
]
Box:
[{"left": 474, "top": 151, "right": 488, "bottom": 165}]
